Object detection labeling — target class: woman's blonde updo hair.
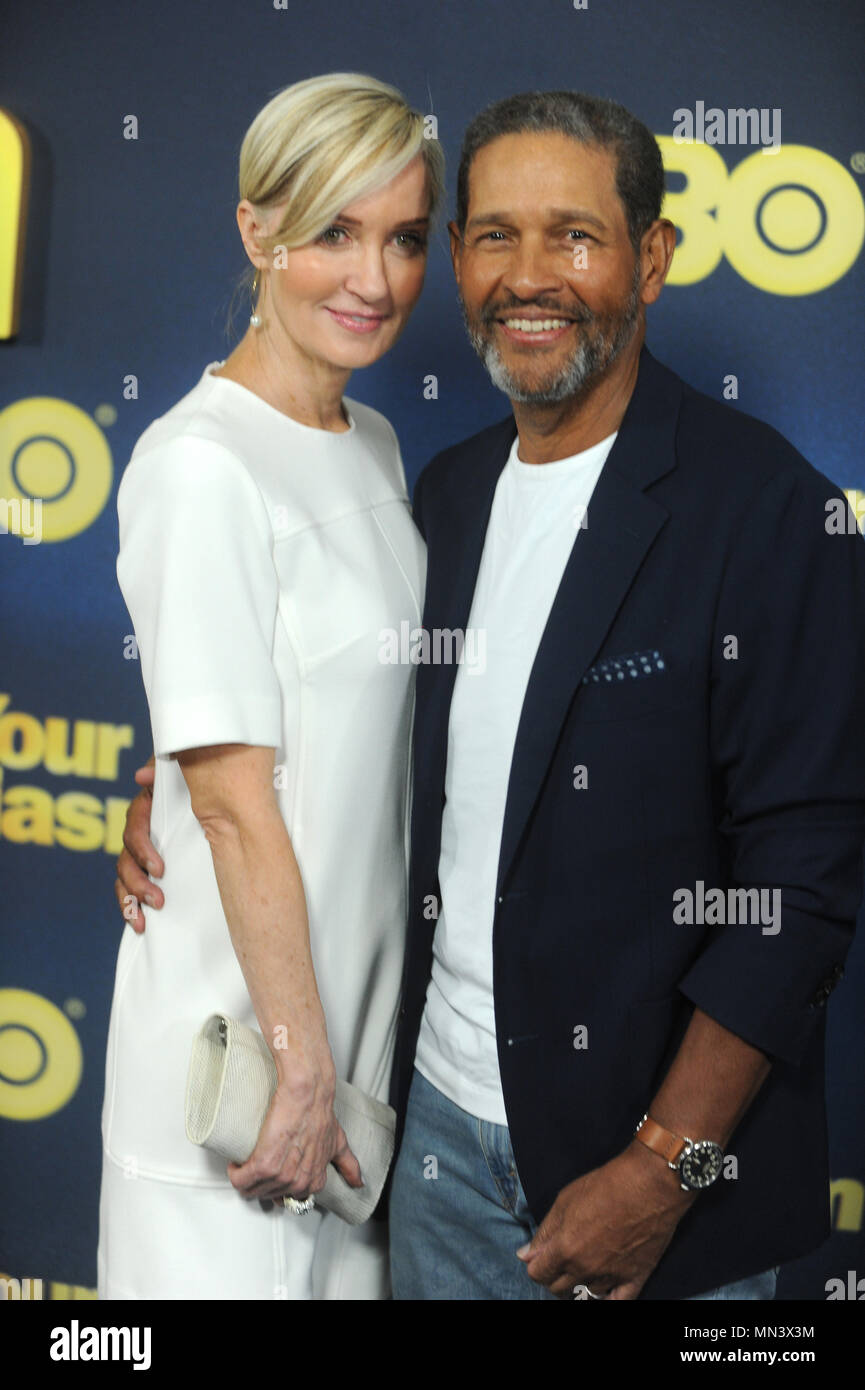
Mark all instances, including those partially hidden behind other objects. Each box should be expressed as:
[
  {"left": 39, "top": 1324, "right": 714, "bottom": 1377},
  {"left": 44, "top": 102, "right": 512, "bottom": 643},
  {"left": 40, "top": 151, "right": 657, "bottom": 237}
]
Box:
[{"left": 236, "top": 72, "right": 445, "bottom": 300}]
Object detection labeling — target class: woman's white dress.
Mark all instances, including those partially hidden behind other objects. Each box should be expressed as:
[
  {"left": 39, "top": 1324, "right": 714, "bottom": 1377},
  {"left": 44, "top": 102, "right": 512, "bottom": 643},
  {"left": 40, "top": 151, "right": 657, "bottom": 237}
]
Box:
[{"left": 97, "top": 363, "right": 425, "bottom": 1299}]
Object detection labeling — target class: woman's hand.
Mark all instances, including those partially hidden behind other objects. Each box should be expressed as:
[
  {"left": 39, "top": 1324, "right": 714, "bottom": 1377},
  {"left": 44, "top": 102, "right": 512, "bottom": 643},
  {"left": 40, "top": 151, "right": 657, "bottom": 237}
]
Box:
[
  {"left": 228, "top": 1053, "right": 363, "bottom": 1202},
  {"left": 115, "top": 760, "right": 164, "bottom": 932}
]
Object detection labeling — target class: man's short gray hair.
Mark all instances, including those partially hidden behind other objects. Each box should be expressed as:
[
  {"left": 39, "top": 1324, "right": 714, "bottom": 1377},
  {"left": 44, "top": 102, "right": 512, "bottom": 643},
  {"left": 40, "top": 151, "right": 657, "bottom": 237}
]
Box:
[{"left": 455, "top": 91, "right": 664, "bottom": 252}]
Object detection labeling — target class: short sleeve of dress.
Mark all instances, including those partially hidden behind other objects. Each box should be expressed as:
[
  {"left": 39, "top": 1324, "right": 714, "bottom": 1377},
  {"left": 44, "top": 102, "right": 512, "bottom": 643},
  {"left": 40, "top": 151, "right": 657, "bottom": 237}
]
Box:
[{"left": 117, "top": 434, "right": 282, "bottom": 758}]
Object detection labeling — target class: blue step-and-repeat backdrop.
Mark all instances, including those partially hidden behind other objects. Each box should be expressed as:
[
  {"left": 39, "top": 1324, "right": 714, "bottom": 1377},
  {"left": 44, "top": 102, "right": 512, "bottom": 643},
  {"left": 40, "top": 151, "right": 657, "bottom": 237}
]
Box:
[{"left": 1, "top": 0, "right": 863, "bottom": 1300}]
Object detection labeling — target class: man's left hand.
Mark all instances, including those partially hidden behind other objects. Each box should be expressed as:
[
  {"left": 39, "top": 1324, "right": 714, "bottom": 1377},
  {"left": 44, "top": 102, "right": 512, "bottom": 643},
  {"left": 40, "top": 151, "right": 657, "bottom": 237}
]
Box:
[{"left": 517, "top": 1142, "right": 695, "bottom": 1299}]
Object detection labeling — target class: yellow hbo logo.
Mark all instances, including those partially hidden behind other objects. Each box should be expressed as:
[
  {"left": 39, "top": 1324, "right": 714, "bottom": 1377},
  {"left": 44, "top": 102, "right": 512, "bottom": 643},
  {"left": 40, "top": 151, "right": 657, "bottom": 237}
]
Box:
[
  {"left": 0, "top": 988, "right": 83, "bottom": 1120},
  {"left": 0, "top": 397, "right": 112, "bottom": 542},
  {"left": 658, "top": 140, "right": 865, "bottom": 295}
]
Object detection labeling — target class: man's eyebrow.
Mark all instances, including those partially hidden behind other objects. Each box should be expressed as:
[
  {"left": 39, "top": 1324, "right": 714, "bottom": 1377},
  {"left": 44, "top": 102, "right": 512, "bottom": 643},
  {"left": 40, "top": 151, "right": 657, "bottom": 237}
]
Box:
[
  {"left": 466, "top": 207, "right": 608, "bottom": 232},
  {"left": 547, "top": 207, "right": 608, "bottom": 231}
]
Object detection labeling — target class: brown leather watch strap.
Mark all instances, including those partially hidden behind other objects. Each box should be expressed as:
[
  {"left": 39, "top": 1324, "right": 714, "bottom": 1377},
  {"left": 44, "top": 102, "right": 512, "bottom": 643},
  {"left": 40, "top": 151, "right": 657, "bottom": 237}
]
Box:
[{"left": 635, "top": 1114, "right": 689, "bottom": 1166}]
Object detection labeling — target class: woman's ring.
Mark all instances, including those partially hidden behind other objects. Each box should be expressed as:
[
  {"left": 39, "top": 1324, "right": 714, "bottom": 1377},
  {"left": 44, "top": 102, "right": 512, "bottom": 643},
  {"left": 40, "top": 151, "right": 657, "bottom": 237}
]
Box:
[{"left": 283, "top": 1195, "right": 316, "bottom": 1215}]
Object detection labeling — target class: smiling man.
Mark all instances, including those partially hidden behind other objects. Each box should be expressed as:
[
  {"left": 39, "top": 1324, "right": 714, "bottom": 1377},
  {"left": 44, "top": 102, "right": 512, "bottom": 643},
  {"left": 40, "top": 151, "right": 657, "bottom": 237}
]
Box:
[
  {"left": 387, "top": 91, "right": 865, "bottom": 1300},
  {"left": 456, "top": 133, "right": 643, "bottom": 413}
]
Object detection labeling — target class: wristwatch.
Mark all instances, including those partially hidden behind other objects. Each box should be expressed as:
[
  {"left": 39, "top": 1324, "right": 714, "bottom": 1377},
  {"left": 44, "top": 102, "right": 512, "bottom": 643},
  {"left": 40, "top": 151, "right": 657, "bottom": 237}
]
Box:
[{"left": 634, "top": 1113, "right": 724, "bottom": 1191}]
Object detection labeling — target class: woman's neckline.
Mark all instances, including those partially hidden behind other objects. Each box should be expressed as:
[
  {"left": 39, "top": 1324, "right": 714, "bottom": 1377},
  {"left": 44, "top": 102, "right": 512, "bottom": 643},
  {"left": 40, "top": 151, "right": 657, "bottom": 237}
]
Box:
[{"left": 204, "top": 361, "right": 356, "bottom": 437}]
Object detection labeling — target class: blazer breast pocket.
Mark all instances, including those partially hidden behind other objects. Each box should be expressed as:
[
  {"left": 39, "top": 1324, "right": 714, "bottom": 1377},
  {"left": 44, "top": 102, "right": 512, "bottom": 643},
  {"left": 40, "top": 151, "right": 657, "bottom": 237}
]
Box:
[{"left": 575, "top": 649, "right": 696, "bottom": 723}]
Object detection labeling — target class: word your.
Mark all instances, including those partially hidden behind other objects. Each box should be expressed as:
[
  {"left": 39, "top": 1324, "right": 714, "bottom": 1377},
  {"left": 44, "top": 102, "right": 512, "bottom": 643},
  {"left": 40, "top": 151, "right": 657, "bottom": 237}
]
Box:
[
  {"left": 0, "top": 695, "right": 133, "bottom": 777},
  {"left": 672, "top": 102, "right": 781, "bottom": 151},
  {"left": 0, "top": 694, "right": 133, "bottom": 854},
  {"left": 49, "top": 1320, "right": 151, "bottom": 1370},
  {"left": 673, "top": 881, "right": 781, "bottom": 935},
  {"left": 378, "top": 622, "right": 486, "bottom": 673}
]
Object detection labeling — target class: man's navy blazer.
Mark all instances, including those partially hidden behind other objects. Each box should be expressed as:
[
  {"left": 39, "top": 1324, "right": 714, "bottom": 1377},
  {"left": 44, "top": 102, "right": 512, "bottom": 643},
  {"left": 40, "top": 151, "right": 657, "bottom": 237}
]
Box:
[{"left": 390, "top": 345, "right": 865, "bottom": 1299}]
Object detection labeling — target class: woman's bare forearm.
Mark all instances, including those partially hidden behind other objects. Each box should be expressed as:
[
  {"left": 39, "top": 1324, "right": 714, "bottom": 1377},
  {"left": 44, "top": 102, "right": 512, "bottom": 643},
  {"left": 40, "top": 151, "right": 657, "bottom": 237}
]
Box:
[
  {"left": 176, "top": 743, "right": 332, "bottom": 1083},
  {"left": 175, "top": 742, "right": 360, "bottom": 1196}
]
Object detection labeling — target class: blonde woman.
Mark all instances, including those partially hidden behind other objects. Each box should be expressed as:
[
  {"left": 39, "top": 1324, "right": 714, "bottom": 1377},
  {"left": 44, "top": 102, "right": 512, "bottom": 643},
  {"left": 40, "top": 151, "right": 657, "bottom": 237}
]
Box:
[{"left": 98, "top": 73, "right": 444, "bottom": 1300}]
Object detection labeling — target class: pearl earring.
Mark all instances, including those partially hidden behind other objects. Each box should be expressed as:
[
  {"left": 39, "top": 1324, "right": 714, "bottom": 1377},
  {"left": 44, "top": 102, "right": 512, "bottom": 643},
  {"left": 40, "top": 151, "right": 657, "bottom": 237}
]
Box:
[{"left": 250, "top": 274, "right": 262, "bottom": 328}]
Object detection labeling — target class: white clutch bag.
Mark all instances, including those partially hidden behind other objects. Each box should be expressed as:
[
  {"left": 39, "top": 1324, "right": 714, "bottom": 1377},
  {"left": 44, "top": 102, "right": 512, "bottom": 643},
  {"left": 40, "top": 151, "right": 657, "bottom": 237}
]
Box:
[{"left": 185, "top": 1014, "right": 395, "bottom": 1225}]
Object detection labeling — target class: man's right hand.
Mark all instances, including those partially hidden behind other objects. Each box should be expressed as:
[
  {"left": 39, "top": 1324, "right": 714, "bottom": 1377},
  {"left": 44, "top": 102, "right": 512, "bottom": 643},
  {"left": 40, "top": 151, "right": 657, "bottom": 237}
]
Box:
[{"left": 115, "top": 761, "right": 164, "bottom": 933}]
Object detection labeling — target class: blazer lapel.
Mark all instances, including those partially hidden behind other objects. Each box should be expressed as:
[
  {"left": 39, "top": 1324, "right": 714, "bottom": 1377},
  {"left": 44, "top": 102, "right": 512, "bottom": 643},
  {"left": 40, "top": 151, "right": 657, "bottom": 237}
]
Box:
[{"left": 495, "top": 347, "right": 683, "bottom": 896}]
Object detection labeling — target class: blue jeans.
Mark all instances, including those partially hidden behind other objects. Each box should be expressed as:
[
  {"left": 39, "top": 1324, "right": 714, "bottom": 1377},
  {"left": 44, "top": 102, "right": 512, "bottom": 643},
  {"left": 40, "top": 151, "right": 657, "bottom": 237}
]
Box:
[{"left": 390, "top": 1067, "right": 778, "bottom": 1301}]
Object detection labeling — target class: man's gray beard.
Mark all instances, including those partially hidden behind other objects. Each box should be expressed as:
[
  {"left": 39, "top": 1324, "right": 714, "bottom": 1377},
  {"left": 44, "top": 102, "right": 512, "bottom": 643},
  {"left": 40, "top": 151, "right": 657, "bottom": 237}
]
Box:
[{"left": 460, "top": 270, "right": 641, "bottom": 405}]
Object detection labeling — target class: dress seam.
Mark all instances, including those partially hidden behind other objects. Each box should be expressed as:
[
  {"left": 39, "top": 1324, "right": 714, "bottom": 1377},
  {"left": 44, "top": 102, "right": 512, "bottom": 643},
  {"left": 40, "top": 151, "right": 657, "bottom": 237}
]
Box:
[{"left": 273, "top": 495, "right": 409, "bottom": 543}]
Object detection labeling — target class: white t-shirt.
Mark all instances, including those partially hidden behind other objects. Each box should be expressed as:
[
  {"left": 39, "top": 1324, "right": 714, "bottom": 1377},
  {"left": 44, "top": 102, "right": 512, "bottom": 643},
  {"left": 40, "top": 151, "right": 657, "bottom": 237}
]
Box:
[{"left": 414, "top": 429, "right": 617, "bottom": 1123}]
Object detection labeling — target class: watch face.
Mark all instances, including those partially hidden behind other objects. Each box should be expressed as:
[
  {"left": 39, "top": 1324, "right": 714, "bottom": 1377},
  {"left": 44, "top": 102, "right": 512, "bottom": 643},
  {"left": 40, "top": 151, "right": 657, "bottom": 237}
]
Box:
[{"left": 680, "top": 1141, "right": 724, "bottom": 1189}]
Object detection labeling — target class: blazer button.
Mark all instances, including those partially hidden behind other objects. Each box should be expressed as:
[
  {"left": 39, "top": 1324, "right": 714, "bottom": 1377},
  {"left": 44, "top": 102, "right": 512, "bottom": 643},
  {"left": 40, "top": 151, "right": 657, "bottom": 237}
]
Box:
[{"left": 812, "top": 963, "right": 845, "bottom": 1008}]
